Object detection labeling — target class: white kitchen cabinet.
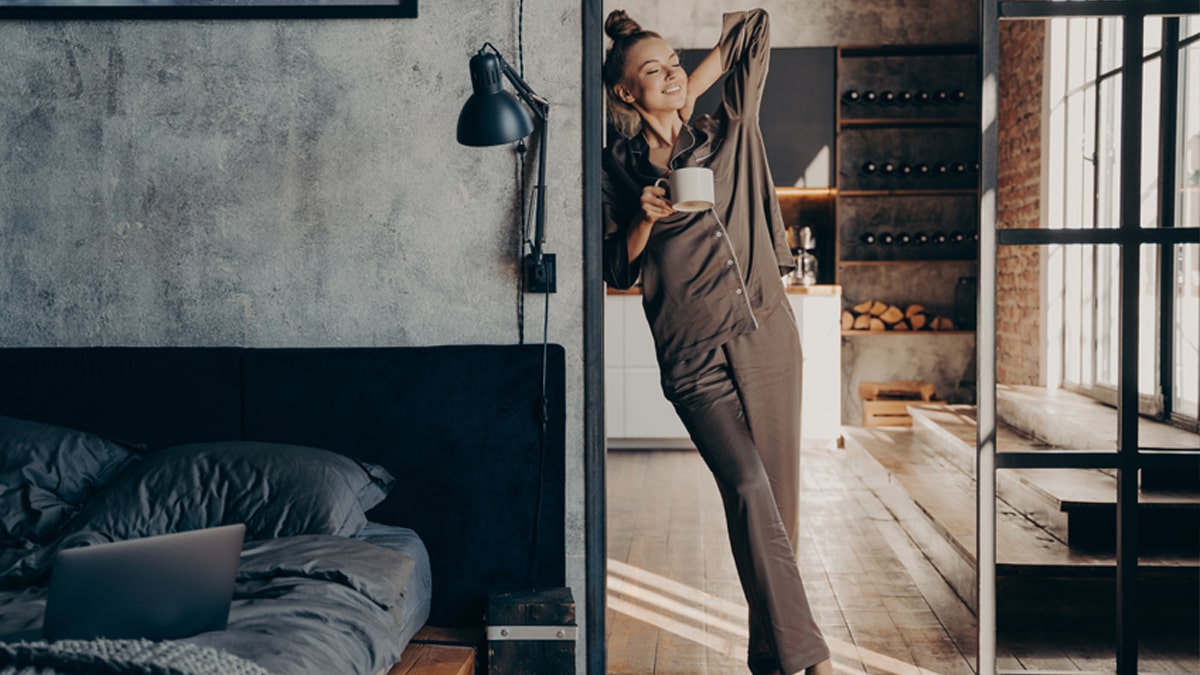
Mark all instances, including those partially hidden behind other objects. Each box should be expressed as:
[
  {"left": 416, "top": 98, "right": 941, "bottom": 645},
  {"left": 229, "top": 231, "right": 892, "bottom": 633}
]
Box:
[
  {"left": 788, "top": 287, "right": 843, "bottom": 443},
  {"left": 605, "top": 286, "right": 842, "bottom": 448},
  {"left": 605, "top": 292, "right": 691, "bottom": 447}
]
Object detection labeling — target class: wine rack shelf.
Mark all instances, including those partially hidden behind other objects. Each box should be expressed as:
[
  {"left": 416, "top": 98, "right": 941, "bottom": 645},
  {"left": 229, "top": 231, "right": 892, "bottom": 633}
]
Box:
[{"left": 835, "top": 43, "right": 980, "bottom": 337}]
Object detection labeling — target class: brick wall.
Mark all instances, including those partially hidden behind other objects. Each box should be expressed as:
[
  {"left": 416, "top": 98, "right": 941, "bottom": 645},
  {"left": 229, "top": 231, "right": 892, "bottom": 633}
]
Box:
[{"left": 996, "top": 21, "right": 1045, "bottom": 386}]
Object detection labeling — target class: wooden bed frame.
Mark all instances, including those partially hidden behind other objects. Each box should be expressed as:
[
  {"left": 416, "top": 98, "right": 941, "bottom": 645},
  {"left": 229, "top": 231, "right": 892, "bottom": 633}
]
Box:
[{"left": 0, "top": 344, "right": 566, "bottom": 630}]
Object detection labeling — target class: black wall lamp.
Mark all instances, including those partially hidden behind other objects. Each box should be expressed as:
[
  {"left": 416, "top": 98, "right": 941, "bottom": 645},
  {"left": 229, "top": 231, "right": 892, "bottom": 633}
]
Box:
[{"left": 457, "top": 43, "right": 555, "bottom": 293}]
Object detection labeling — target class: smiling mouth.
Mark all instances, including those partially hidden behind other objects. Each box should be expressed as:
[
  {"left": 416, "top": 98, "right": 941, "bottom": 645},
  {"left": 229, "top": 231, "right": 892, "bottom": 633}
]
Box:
[{"left": 664, "top": 85, "right": 682, "bottom": 95}]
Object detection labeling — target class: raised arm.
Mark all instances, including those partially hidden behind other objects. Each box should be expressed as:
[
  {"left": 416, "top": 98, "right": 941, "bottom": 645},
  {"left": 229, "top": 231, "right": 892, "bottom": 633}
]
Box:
[
  {"left": 681, "top": 44, "right": 722, "bottom": 122},
  {"left": 719, "top": 9, "right": 771, "bottom": 119}
]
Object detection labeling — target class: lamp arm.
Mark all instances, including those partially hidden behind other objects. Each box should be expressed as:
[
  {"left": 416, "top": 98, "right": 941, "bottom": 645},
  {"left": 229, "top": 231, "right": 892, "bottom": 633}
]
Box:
[
  {"left": 500, "top": 63, "right": 549, "bottom": 121},
  {"left": 475, "top": 43, "right": 550, "bottom": 265},
  {"left": 531, "top": 110, "right": 548, "bottom": 261},
  {"left": 480, "top": 44, "right": 549, "bottom": 260}
]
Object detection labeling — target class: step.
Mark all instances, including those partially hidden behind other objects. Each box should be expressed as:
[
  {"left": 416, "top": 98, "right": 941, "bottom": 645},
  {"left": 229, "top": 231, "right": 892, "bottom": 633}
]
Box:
[
  {"left": 909, "top": 404, "right": 1200, "bottom": 553},
  {"left": 998, "top": 384, "right": 1200, "bottom": 491},
  {"left": 841, "top": 424, "right": 1200, "bottom": 630}
]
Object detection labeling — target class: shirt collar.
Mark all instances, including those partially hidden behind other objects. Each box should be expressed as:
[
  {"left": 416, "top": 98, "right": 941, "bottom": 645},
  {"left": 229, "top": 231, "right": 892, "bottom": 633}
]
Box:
[{"left": 626, "top": 123, "right": 708, "bottom": 180}]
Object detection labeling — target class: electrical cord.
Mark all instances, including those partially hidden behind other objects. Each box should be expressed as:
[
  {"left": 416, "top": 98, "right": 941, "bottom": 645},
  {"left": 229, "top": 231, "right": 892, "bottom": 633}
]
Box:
[{"left": 507, "top": 0, "right": 550, "bottom": 590}]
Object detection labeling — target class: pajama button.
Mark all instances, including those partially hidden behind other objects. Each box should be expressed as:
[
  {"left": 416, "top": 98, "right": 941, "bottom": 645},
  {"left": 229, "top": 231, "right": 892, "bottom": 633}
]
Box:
[
  {"left": 735, "top": 289, "right": 743, "bottom": 295},
  {"left": 726, "top": 259, "right": 734, "bottom": 266},
  {"left": 715, "top": 231, "right": 723, "bottom": 238}
]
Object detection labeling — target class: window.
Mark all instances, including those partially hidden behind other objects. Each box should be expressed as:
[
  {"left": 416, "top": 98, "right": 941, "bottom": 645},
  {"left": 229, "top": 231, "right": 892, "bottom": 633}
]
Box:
[
  {"left": 1045, "top": 16, "right": 1199, "bottom": 428},
  {"left": 1175, "top": 18, "right": 1200, "bottom": 420}
]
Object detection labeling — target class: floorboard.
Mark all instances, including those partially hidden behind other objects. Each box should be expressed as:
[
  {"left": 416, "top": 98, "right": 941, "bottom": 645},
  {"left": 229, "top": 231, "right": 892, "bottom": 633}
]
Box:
[
  {"left": 607, "top": 444, "right": 977, "bottom": 675},
  {"left": 605, "top": 443, "right": 1200, "bottom": 675}
]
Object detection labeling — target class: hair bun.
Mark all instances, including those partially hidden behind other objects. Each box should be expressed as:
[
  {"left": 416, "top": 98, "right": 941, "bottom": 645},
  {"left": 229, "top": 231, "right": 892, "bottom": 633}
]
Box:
[{"left": 605, "top": 10, "right": 643, "bottom": 41}]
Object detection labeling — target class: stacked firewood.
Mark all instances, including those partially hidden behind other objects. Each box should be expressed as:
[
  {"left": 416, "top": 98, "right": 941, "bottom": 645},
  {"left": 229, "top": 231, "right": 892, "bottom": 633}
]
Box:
[{"left": 841, "top": 301, "right": 956, "bottom": 332}]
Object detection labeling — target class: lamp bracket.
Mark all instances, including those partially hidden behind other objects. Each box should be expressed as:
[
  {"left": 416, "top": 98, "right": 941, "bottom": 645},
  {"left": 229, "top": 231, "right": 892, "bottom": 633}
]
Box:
[{"left": 524, "top": 252, "right": 556, "bottom": 294}]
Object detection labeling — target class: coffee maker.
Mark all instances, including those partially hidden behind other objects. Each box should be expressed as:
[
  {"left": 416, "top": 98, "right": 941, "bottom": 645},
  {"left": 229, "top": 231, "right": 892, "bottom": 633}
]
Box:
[{"left": 790, "top": 226, "right": 819, "bottom": 286}]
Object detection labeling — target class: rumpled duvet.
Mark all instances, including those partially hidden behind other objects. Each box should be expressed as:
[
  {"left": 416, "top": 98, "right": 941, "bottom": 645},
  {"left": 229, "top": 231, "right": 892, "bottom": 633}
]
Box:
[
  {"left": 0, "top": 530, "right": 432, "bottom": 675},
  {"left": 0, "top": 638, "right": 272, "bottom": 675}
]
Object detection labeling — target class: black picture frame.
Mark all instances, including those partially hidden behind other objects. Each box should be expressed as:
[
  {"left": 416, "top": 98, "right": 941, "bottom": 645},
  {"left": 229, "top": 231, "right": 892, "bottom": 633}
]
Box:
[{"left": 0, "top": 0, "right": 415, "bottom": 19}]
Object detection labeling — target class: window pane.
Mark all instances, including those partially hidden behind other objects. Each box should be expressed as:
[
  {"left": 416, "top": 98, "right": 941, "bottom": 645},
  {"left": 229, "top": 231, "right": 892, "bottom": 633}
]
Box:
[
  {"left": 1184, "top": 15, "right": 1199, "bottom": 41},
  {"left": 1097, "top": 245, "right": 1119, "bottom": 388},
  {"left": 1097, "top": 74, "right": 1122, "bottom": 230},
  {"left": 1142, "top": 56, "right": 1161, "bottom": 230},
  {"left": 1101, "top": 17, "right": 1123, "bottom": 74},
  {"left": 1067, "top": 19, "right": 1091, "bottom": 230},
  {"left": 1176, "top": 244, "right": 1200, "bottom": 419},
  {"left": 1065, "top": 245, "right": 1083, "bottom": 386},
  {"left": 1145, "top": 17, "right": 1163, "bottom": 56},
  {"left": 1139, "top": 245, "right": 1159, "bottom": 398},
  {"left": 1176, "top": 38, "right": 1199, "bottom": 420},
  {"left": 1081, "top": 243, "right": 1095, "bottom": 387},
  {"left": 1182, "top": 33, "right": 1200, "bottom": 230}
]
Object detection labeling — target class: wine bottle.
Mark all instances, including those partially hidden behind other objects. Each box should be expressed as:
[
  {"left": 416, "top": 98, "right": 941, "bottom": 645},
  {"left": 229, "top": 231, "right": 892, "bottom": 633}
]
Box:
[
  {"left": 861, "top": 161, "right": 878, "bottom": 175},
  {"left": 897, "top": 90, "right": 913, "bottom": 105},
  {"left": 898, "top": 163, "right": 913, "bottom": 177},
  {"left": 934, "top": 89, "right": 949, "bottom": 104},
  {"left": 953, "top": 162, "right": 967, "bottom": 174},
  {"left": 935, "top": 162, "right": 949, "bottom": 175},
  {"left": 897, "top": 232, "right": 912, "bottom": 245},
  {"left": 843, "top": 89, "right": 861, "bottom": 104},
  {"left": 878, "top": 231, "right": 894, "bottom": 245},
  {"left": 931, "top": 231, "right": 948, "bottom": 244},
  {"left": 915, "top": 163, "right": 930, "bottom": 177},
  {"left": 862, "top": 90, "right": 878, "bottom": 104},
  {"left": 950, "top": 231, "right": 966, "bottom": 243},
  {"left": 914, "top": 231, "right": 930, "bottom": 245},
  {"left": 859, "top": 232, "right": 877, "bottom": 245},
  {"left": 880, "top": 90, "right": 896, "bottom": 105},
  {"left": 915, "top": 90, "right": 931, "bottom": 105},
  {"left": 880, "top": 161, "right": 896, "bottom": 176},
  {"left": 952, "top": 89, "right": 967, "bottom": 104}
]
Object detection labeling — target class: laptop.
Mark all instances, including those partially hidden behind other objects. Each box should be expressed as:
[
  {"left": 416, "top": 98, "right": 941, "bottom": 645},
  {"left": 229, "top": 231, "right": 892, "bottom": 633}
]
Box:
[{"left": 40, "top": 523, "right": 245, "bottom": 642}]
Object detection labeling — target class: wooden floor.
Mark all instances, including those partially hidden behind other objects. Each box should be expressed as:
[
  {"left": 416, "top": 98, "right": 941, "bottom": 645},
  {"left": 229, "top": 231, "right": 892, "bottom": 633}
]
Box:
[{"left": 605, "top": 443, "right": 1200, "bottom": 675}]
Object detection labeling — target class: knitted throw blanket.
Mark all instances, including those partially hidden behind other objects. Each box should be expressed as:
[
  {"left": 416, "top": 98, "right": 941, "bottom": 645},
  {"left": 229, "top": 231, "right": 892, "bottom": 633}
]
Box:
[{"left": 0, "top": 639, "right": 273, "bottom": 675}]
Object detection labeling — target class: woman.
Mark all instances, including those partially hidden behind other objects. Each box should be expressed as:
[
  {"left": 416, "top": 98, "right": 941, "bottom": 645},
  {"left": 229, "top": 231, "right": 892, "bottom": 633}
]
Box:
[{"left": 601, "top": 9, "right": 833, "bottom": 675}]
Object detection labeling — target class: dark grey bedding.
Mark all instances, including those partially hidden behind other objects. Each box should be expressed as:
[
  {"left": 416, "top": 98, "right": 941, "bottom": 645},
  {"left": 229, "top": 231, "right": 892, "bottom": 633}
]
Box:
[{"left": 0, "top": 526, "right": 432, "bottom": 675}]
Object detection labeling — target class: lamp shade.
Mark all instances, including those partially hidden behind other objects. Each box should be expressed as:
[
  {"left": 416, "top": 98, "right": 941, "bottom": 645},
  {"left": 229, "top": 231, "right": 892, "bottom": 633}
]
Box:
[{"left": 457, "top": 51, "right": 535, "bottom": 147}]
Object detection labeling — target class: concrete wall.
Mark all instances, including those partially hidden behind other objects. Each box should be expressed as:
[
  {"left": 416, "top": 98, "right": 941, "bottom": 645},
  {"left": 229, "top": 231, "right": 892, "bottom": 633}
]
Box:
[
  {"left": 602, "top": 0, "right": 979, "bottom": 48},
  {"left": 0, "top": 3, "right": 588, "bottom": 668},
  {"left": 996, "top": 21, "right": 1045, "bottom": 386}
]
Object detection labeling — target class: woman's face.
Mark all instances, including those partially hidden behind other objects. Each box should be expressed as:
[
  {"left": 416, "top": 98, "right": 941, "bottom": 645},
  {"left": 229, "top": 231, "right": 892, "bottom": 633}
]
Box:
[{"left": 615, "top": 37, "right": 687, "bottom": 115}]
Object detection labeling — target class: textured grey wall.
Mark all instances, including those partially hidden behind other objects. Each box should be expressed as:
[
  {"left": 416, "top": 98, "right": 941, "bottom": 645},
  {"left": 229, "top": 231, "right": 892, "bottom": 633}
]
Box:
[
  {"left": 602, "top": 0, "right": 979, "bottom": 48},
  {"left": 0, "top": 4, "right": 588, "bottom": 668}
]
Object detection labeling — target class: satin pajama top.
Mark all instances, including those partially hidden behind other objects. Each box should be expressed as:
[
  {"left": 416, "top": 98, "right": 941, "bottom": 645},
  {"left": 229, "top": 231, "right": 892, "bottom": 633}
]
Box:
[{"left": 602, "top": 9, "right": 795, "bottom": 367}]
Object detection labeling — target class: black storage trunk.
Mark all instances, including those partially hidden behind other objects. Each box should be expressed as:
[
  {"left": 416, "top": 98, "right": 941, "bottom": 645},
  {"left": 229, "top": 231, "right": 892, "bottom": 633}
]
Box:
[{"left": 486, "top": 587, "right": 576, "bottom": 674}]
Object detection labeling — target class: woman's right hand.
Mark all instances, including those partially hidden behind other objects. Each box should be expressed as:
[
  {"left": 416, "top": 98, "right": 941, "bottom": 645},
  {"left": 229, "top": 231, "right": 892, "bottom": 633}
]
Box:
[
  {"left": 638, "top": 183, "right": 675, "bottom": 226},
  {"left": 625, "top": 183, "right": 673, "bottom": 264}
]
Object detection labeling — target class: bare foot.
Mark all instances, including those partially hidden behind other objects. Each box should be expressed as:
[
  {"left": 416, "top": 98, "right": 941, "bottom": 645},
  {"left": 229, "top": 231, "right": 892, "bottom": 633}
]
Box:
[{"left": 804, "top": 659, "right": 834, "bottom": 675}]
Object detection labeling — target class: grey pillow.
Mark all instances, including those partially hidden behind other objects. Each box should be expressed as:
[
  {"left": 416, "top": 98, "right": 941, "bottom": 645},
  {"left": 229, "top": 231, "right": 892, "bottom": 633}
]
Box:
[
  {"left": 0, "top": 417, "right": 143, "bottom": 545},
  {"left": 68, "top": 441, "right": 394, "bottom": 541}
]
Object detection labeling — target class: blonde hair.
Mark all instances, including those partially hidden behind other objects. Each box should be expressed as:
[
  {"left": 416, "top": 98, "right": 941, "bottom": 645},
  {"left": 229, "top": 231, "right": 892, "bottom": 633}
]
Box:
[{"left": 603, "top": 10, "right": 661, "bottom": 139}]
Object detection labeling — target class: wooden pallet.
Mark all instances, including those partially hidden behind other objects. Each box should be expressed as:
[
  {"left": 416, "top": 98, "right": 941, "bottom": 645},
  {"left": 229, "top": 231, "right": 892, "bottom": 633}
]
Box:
[{"left": 388, "top": 627, "right": 479, "bottom": 675}]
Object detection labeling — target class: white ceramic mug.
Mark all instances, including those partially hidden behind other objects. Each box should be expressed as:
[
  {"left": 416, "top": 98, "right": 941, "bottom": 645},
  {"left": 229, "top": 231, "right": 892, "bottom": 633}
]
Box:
[{"left": 655, "top": 167, "right": 715, "bottom": 212}]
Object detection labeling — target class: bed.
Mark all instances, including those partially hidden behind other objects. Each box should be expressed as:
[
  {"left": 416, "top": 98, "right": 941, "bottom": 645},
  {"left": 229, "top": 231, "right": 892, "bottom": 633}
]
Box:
[{"left": 0, "top": 345, "right": 566, "bottom": 675}]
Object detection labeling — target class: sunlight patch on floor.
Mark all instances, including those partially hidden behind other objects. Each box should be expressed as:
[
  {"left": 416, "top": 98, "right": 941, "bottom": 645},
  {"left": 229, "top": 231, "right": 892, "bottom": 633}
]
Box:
[{"left": 608, "top": 558, "right": 944, "bottom": 675}]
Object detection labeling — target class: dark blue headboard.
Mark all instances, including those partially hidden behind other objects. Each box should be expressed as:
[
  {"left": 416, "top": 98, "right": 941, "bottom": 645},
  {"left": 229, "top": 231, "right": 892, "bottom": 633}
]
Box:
[{"left": 0, "top": 344, "right": 566, "bottom": 627}]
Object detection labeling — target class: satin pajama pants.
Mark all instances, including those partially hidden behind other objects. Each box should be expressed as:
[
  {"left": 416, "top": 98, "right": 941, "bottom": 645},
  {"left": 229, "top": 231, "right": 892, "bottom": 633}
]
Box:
[{"left": 660, "top": 301, "right": 830, "bottom": 675}]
